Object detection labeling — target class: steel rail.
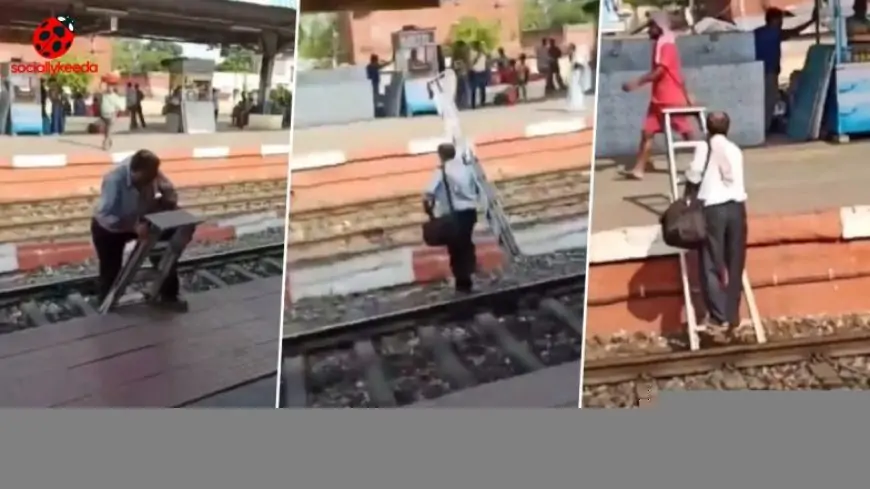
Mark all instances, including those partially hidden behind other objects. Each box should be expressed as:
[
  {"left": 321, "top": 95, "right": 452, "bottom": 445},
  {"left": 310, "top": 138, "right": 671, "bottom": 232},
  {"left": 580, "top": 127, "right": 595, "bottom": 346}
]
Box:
[
  {"left": 0, "top": 243, "right": 285, "bottom": 301},
  {"left": 583, "top": 330, "right": 870, "bottom": 386},
  {"left": 282, "top": 272, "right": 586, "bottom": 354}
]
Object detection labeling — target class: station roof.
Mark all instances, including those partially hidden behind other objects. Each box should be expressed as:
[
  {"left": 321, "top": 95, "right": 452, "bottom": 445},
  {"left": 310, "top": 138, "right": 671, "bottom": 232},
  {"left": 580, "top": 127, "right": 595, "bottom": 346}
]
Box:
[{"left": 0, "top": 0, "right": 296, "bottom": 50}]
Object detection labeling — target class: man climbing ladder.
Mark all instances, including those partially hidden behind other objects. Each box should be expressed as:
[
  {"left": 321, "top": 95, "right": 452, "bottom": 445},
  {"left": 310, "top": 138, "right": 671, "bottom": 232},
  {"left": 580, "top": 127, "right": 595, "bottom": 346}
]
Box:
[{"left": 662, "top": 108, "right": 766, "bottom": 349}]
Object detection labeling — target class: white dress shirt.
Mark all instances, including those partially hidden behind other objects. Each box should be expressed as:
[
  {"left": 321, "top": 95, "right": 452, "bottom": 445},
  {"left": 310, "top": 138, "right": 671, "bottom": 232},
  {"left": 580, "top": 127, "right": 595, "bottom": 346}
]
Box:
[
  {"left": 685, "top": 134, "right": 747, "bottom": 206},
  {"left": 426, "top": 157, "right": 479, "bottom": 217}
]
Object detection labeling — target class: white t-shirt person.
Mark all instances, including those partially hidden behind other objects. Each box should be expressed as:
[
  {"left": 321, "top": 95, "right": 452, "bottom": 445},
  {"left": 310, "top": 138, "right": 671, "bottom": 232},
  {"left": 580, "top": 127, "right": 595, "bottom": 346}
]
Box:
[{"left": 685, "top": 134, "right": 747, "bottom": 206}]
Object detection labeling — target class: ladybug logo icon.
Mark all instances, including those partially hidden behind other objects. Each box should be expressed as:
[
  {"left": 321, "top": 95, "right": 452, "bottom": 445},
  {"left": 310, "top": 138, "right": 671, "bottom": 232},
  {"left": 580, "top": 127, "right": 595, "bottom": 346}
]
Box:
[{"left": 32, "top": 15, "right": 76, "bottom": 60}]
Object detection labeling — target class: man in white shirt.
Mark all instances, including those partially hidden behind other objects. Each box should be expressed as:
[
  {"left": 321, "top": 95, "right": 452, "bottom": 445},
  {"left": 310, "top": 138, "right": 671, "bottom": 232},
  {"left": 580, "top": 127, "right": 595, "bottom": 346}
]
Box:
[
  {"left": 100, "top": 84, "right": 124, "bottom": 150},
  {"left": 535, "top": 38, "right": 550, "bottom": 90},
  {"left": 424, "top": 143, "right": 480, "bottom": 293},
  {"left": 470, "top": 41, "right": 490, "bottom": 109},
  {"left": 684, "top": 112, "right": 748, "bottom": 334}
]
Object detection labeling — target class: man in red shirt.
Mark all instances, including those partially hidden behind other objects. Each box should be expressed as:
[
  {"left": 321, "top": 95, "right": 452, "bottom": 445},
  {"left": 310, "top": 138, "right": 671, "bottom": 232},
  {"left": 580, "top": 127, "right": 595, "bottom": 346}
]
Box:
[{"left": 621, "top": 12, "right": 696, "bottom": 180}]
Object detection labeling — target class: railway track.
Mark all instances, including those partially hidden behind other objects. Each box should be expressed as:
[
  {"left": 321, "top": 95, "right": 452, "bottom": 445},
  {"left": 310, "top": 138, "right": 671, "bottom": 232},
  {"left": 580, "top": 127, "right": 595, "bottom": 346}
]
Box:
[
  {"left": 279, "top": 272, "right": 586, "bottom": 408},
  {"left": 288, "top": 167, "right": 590, "bottom": 261},
  {"left": 0, "top": 179, "right": 287, "bottom": 243},
  {"left": 583, "top": 330, "right": 870, "bottom": 408},
  {"left": 0, "top": 243, "right": 285, "bottom": 332}
]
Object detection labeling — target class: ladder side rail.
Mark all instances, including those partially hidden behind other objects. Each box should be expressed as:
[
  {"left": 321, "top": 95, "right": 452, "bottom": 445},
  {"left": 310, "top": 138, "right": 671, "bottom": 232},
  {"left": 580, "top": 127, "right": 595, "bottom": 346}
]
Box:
[
  {"left": 662, "top": 108, "right": 765, "bottom": 347},
  {"left": 663, "top": 111, "right": 702, "bottom": 351},
  {"left": 98, "top": 233, "right": 160, "bottom": 314},
  {"left": 144, "top": 223, "right": 197, "bottom": 300},
  {"left": 430, "top": 74, "right": 522, "bottom": 257}
]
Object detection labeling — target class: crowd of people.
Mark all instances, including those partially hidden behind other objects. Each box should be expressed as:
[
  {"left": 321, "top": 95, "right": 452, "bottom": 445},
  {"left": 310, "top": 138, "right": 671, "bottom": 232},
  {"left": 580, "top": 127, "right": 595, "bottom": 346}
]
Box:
[{"left": 367, "top": 37, "right": 587, "bottom": 113}]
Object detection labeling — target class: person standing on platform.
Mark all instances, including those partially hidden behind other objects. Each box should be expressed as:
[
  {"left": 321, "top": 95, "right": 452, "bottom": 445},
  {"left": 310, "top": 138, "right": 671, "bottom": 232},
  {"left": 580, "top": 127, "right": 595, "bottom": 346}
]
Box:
[
  {"left": 48, "top": 80, "right": 65, "bottom": 135},
  {"left": 423, "top": 143, "right": 479, "bottom": 294},
  {"left": 453, "top": 41, "right": 472, "bottom": 110},
  {"left": 39, "top": 78, "right": 48, "bottom": 122},
  {"left": 126, "top": 82, "right": 138, "bottom": 130},
  {"left": 537, "top": 38, "right": 552, "bottom": 93},
  {"left": 212, "top": 88, "right": 220, "bottom": 122},
  {"left": 469, "top": 41, "right": 490, "bottom": 109},
  {"left": 754, "top": 7, "right": 816, "bottom": 134},
  {"left": 366, "top": 54, "right": 392, "bottom": 115},
  {"left": 99, "top": 83, "right": 124, "bottom": 150},
  {"left": 134, "top": 84, "right": 147, "bottom": 129},
  {"left": 517, "top": 54, "right": 531, "bottom": 102},
  {"left": 620, "top": 11, "right": 696, "bottom": 180},
  {"left": 566, "top": 43, "right": 587, "bottom": 112},
  {"left": 548, "top": 38, "right": 566, "bottom": 92},
  {"left": 685, "top": 112, "right": 748, "bottom": 337},
  {"left": 92, "top": 150, "right": 188, "bottom": 311}
]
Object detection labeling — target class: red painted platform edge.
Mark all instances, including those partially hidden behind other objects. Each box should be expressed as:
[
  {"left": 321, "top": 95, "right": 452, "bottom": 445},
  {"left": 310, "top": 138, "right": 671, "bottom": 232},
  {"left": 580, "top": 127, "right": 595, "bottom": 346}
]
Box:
[
  {"left": 284, "top": 238, "right": 506, "bottom": 302},
  {"left": 12, "top": 225, "right": 237, "bottom": 272}
]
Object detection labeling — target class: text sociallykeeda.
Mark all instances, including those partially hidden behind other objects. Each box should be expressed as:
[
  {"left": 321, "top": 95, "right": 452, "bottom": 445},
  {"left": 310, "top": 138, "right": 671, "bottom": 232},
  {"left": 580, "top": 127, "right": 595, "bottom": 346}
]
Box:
[{"left": 10, "top": 61, "right": 99, "bottom": 75}]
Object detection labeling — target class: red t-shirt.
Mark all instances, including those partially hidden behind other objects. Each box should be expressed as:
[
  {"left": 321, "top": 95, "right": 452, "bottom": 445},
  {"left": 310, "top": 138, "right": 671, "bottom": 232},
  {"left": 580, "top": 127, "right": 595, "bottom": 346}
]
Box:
[{"left": 650, "top": 42, "right": 687, "bottom": 107}]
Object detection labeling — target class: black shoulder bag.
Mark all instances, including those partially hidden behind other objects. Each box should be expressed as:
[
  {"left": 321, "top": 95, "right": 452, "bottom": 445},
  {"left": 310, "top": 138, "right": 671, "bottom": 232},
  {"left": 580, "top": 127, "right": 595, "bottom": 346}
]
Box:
[
  {"left": 659, "top": 140, "right": 712, "bottom": 250},
  {"left": 422, "top": 166, "right": 458, "bottom": 247}
]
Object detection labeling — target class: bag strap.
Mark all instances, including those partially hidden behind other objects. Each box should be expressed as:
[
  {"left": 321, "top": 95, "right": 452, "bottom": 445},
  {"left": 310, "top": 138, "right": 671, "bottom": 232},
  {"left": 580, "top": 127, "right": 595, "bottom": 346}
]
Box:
[
  {"left": 440, "top": 164, "right": 456, "bottom": 214},
  {"left": 697, "top": 139, "right": 713, "bottom": 188}
]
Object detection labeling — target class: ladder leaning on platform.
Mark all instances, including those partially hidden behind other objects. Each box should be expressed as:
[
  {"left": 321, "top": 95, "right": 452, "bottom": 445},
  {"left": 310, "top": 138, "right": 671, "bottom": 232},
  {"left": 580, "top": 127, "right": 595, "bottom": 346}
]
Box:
[{"left": 661, "top": 106, "right": 766, "bottom": 351}]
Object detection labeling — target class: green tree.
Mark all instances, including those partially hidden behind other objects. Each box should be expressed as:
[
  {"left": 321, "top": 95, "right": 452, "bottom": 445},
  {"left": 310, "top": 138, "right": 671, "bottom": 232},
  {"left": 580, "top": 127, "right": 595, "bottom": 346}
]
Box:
[
  {"left": 448, "top": 17, "right": 501, "bottom": 53},
  {"left": 111, "top": 39, "right": 139, "bottom": 73},
  {"left": 522, "top": 1, "right": 549, "bottom": 30},
  {"left": 218, "top": 46, "right": 257, "bottom": 72},
  {"left": 53, "top": 54, "right": 93, "bottom": 93},
  {"left": 549, "top": 0, "right": 593, "bottom": 26},
  {"left": 111, "top": 39, "right": 184, "bottom": 74},
  {"left": 298, "top": 15, "right": 337, "bottom": 63},
  {"left": 521, "top": 0, "right": 595, "bottom": 30}
]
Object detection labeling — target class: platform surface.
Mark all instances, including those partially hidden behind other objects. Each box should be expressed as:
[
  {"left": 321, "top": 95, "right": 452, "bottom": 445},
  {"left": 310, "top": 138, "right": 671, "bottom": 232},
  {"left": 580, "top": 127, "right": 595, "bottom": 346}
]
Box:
[
  {"left": 187, "top": 375, "right": 277, "bottom": 408},
  {"left": 0, "top": 124, "right": 290, "bottom": 157},
  {"left": 0, "top": 276, "right": 281, "bottom": 407},
  {"left": 591, "top": 140, "right": 870, "bottom": 231},
  {"left": 291, "top": 96, "right": 593, "bottom": 155}
]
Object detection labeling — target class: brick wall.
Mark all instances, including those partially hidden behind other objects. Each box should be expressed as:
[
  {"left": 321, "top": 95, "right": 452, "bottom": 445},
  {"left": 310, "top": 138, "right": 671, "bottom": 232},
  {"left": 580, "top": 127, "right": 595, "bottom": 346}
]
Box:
[{"left": 337, "top": 0, "right": 522, "bottom": 64}]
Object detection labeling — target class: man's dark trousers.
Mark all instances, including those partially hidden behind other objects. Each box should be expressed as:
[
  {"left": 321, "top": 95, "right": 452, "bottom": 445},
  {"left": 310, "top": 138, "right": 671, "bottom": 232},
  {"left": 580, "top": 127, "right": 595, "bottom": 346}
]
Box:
[
  {"left": 698, "top": 201, "right": 747, "bottom": 327},
  {"left": 446, "top": 210, "right": 478, "bottom": 292}
]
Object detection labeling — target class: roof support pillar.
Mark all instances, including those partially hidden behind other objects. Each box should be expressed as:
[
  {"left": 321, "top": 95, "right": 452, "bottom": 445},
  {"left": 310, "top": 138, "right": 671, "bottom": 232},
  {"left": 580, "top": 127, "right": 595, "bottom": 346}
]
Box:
[{"left": 255, "top": 30, "right": 278, "bottom": 113}]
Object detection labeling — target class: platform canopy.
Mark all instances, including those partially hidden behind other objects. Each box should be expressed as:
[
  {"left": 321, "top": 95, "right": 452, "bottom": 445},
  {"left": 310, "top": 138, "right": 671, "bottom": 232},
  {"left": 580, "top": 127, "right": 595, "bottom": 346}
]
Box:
[
  {"left": 0, "top": 0, "right": 296, "bottom": 49},
  {"left": 302, "top": 0, "right": 439, "bottom": 12}
]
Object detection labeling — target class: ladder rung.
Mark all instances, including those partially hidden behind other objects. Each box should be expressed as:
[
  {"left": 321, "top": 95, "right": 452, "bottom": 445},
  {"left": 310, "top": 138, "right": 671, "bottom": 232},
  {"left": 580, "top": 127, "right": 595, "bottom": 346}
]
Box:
[
  {"left": 662, "top": 106, "right": 707, "bottom": 116},
  {"left": 672, "top": 141, "right": 703, "bottom": 150}
]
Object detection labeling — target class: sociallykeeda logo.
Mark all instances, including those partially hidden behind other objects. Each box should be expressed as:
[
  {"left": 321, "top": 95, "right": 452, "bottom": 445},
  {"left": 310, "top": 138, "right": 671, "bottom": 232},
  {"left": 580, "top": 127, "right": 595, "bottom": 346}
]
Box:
[
  {"left": 10, "top": 60, "right": 99, "bottom": 74},
  {"left": 11, "top": 15, "right": 100, "bottom": 75}
]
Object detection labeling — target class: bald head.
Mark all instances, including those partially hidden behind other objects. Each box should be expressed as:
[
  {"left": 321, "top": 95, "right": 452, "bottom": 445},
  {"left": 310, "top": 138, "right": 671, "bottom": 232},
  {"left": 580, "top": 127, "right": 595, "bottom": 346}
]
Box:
[{"left": 707, "top": 111, "right": 730, "bottom": 137}]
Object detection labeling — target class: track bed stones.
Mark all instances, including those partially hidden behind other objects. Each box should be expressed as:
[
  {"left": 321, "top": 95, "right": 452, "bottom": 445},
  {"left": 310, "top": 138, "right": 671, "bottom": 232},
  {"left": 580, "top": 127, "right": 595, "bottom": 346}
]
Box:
[
  {"left": 285, "top": 276, "right": 586, "bottom": 408},
  {"left": 0, "top": 180, "right": 287, "bottom": 243},
  {"left": 583, "top": 322, "right": 870, "bottom": 408},
  {"left": 0, "top": 244, "right": 285, "bottom": 332}
]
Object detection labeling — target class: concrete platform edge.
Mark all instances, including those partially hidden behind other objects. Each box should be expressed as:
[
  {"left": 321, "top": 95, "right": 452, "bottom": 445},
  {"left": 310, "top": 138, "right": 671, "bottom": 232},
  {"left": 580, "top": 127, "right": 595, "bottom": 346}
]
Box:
[{"left": 290, "top": 117, "right": 590, "bottom": 171}]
